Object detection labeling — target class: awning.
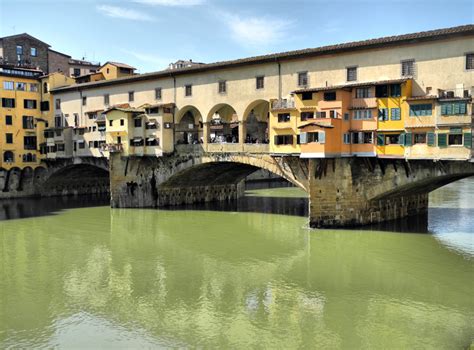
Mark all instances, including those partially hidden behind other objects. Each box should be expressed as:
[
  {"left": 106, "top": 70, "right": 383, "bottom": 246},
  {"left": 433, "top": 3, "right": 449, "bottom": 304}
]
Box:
[
  {"left": 210, "top": 125, "right": 224, "bottom": 130},
  {"left": 147, "top": 138, "right": 156, "bottom": 141},
  {"left": 133, "top": 137, "right": 143, "bottom": 142},
  {"left": 146, "top": 121, "right": 157, "bottom": 125}
]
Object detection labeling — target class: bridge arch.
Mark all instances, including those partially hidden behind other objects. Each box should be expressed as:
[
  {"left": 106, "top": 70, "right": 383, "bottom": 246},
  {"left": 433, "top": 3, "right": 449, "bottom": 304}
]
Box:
[
  {"left": 175, "top": 105, "right": 203, "bottom": 144},
  {"left": 206, "top": 103, "right": 239, "bottom": 144}
]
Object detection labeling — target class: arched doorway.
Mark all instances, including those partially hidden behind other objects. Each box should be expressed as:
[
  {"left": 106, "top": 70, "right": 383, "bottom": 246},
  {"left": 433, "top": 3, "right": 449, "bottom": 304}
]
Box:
[
  {"left": 175, "top": 106, "right": 203, "bottom": 144},
  {"left": 207, "top": 104, "right": 239, "bottom": 143},
  {"left": 242, "top": 100, "right": 269, "bottom": 144}
]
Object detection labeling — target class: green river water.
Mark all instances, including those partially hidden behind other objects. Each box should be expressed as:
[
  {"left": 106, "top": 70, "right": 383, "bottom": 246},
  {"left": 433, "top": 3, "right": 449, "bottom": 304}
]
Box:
[{"left": 0, "top": 178, "right": 473, "bottom": 349}]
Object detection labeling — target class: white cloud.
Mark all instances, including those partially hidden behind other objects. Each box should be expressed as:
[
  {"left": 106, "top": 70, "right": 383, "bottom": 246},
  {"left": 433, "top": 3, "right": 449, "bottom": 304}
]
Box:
[
  {"left": 96, "top": 5, "right": 155, "bottom": 21},
  {"left": 121, "top": 49, "right": 172, "bottom": 70},
  {"left": 223, "top": 13, "right": 292, "bottom": 48},
  {"left": 133, "top": 0, "right": 204, "bottom": 6}
]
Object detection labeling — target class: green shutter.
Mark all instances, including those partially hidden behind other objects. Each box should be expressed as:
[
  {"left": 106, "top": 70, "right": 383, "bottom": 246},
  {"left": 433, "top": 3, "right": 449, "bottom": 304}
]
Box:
[
  {"left": 441, "top": 104, "right": 448, "bottom": 115},
  {"left": 459, "top": 103, "right": 467, "bottom": 115},
  {"left": 464, "top": 133, "right": 472, "bottom": 148},
  {"left": 438, "top": 133, "right": 447, "bottom": 148},
  {"left": 404, "top": 133, "right": 412, "bottom": 146},
  {"left": 446, "top": 104, "right": 453, "bottom": 115},
  {"left": 377, "top": 134, "right": 385, "bottom": 146},
  {"left": 453, "top": 102, "right": 460, "bottom": 115},
  {"left": 427, "top": 132, "right": 435, "bottom": 146},
  {"left": 399, "top": 133, "right": 405, "bottom": 145}
]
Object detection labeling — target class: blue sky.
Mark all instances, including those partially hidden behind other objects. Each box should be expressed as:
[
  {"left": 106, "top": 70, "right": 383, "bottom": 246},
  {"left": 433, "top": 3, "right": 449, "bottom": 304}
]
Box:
[{"left": 1, "top": 0, "right": 473, "bottom": 73}]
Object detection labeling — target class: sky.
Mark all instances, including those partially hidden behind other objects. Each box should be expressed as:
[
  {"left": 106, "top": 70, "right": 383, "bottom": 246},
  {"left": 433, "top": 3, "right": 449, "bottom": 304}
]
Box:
[{"left": 0, "top": 0, "right": 473, "bottom": 73}]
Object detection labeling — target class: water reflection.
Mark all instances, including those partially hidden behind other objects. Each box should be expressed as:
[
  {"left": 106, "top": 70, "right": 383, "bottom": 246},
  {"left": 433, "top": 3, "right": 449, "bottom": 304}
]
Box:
[{"left": 0, "top": 178, "right": 473, "bottom": 348}]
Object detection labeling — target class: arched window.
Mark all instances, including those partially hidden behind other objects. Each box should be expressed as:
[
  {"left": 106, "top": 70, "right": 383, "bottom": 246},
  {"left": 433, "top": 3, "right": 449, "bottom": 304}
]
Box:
[{"left": 3, "top": 151, "right": 14, "bottom": 163}]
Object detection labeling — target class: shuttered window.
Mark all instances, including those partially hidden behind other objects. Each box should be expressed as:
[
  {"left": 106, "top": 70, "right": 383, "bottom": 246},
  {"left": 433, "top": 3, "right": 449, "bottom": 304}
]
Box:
[
  {"left": 427, "top": 132, "right": 435, "bottom": 146},
  {"left": 378, "top": 108, "right": 389, "bottom": 121},
  {"left": 466, "top": 53, "right": 474, "bottom": 70},
  {"left": 409, "top": 104, "right": 432, "bottom": 116},
  {"left": 438, "top": 133, "right": 447, "bottom": 147},
  {"left": 298, "top": 72, "right": 308, "bottom": 87},
  {"left": 441, "top": 102, "right": 467, "bottom": 115},
  {"left": 463, "top": 133, "right": 472, "bottom": 148},
  {"left": 377, "top": 134, "right": 385, "bottom": 146},
  {"left": 401, "top": 59, "right": 415, "bottom": 76},
  {"left": 391, "top": 108, "right": 401, "bottom": 121},
  {"left": 346, "top": 67, "right": 357, "bottom": 82}
]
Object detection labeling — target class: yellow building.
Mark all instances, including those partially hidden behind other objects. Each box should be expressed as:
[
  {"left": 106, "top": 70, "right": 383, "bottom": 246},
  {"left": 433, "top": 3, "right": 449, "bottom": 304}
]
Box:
[
  {"left": 99, "top": 62, "right": 136, "bottom": 80},
  {"left": 104, "top": 103, "right": 174, "bottom": 156},
  {"left": 0, "top": 66, "right": 43, "bottom": 169},
  {"left": 375, "top": 79, "right": 412, "bottom": 158}
]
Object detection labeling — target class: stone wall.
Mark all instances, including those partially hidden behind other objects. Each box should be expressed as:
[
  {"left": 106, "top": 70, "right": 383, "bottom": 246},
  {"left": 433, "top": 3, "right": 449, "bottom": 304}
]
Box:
[
  {"left": 1, "top": 36, "right": 49, "bottom": 72},
  {"left": 48, "top": 50, "right": 70, "bottom": 75}
]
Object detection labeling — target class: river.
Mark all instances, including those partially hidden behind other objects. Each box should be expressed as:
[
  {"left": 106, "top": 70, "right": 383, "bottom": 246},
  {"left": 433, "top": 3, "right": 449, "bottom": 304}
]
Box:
[{"left": 0, "top": 178, "right": 473, "bottom": 349}]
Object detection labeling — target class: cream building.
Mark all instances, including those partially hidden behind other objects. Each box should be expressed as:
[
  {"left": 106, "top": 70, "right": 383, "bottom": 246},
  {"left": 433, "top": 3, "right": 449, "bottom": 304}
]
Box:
[{"left": 50, "top": 25, "right": 473, "bottom": 160}]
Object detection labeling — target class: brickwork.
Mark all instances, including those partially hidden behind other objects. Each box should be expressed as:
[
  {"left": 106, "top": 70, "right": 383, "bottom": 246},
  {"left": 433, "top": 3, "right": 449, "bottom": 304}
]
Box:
[{"left": 1, "top": 36, "right": 49, "bottom": 72}]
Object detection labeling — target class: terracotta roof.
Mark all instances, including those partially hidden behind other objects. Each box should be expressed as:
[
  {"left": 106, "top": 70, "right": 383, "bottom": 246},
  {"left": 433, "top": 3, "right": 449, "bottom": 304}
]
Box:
[
  {"left": 52, "top": 24, "right": 474, "bottom": 93},
  {"left": 298, "top": 122, "right": 335, "bottom": 129},
  {"left": 101, "top": 61, "right": 136, "bottom": 70},
  {"left": 85, "top": 109, "right": 104, "bottom": 114},
  {"left": 104, "top": 103, "right": 144, "bottom": 114},
  {"left": 406, "top": 95, "right": 438, "bottom": 101},
  {"left": 140, "top": 102, "right": 176, "bottom": 109},
  {"left": 293, "top": 78, "right": 409, "bottom": 94}
]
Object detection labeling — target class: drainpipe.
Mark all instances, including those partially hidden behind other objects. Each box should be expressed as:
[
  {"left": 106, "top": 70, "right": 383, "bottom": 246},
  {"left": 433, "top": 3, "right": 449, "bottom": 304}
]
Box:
[
  {"left": 172, "top": 75, "right": 176, "bottom": 151},
  {"left": 277, "top": 60, "right": 282, "bottom": 100}
]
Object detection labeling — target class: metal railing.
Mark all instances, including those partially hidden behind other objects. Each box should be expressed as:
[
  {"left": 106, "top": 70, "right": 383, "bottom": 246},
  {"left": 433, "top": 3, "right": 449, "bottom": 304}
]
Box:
[{"left": 271, "top": 99, "right": 295, "bottom": 110}]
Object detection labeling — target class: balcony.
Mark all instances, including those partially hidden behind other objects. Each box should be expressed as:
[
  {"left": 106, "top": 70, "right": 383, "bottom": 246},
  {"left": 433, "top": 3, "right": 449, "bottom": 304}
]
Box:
[
  {"left": 103, "top": 143, "right": 123, "bottom": 153},
  {"left": 271, "top": 99, "right": 295, "bottom": 110},
  {"left": 351, "top": 97, "right": 377, "bottom": 109}
]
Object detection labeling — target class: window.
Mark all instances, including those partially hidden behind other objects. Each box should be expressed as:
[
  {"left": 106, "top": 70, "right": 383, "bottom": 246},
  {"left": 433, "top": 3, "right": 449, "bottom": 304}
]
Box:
[
  {"left": 344, "top": 112, "right": 349, "bottom": 121},
  {"left": 385, "top": 134, "right": 402, "bottom": 145},
  {"left": 3, "top": 81, "right": 14, "bottom": 90},
  {"left": 16, "top": 82, "right": 26, "bottom": 91},
  {"left": 6, "top": 133, "right": 13, "bottom": 144},
  {"left": 185, "top": 84, "right": 192, "bottom": 96},
  {"left": 79, "top": 141, "right": 85, "bottom": 149},
  {"left": 375, "top": 85, "right": 389, "bottom": 98},
  {"left": 466, "top": 53, "right": 474, "bottom": 70},
  {"left": 16, "top": 45, "right": 23, "bottom": 55},
  {"left": 401, "top": 59, "right": 415, "bottom": 76},
  {"left": 278, "top": 113, "right": 290, "bottom": 122},
  {"left": 316, "top": 111, "right": 327, "bottom": 118},
  {"left": 218, "top": 80, "right": 226, "bottom": 94},
  {"left": 329, "top": 110, "right": 337, "bottom": 118},
  {"left": 302, "top": 92, "right": 313, "bottom": 100},
  {"left": 146, "top": 138, "right": 159, "bottom": 146},
  {"left": 109, "top": 120, "right": 113, "bottom": 127},
  {"left": 134, "top": 118, "right": 142, "bottom": 128},
  {"left": 274, "top": 134, "right": 293, "bottom": 145},
  {"left": 120, "top": 119, "right": 124, "bottom": 126},
  {"left": 57, "top": 144, "right": 65, "bottom": 152},
  {"left": 347, "top": 66, "right": 357, "bottom": 82},
  {"left": 323, "top": 91, "right": 336, "bottom": 101},
  {"left": 22, "top": 116, "right": 34, "bottom": 129},
  {"left": 256, "top": 76, "right": 264, "bottom": 89},
  {"left": 414, "top": 133, "right": 426, "bottom": 144},
  {"left": 351, "top": 132, "right": 373, "bottom": 144},
  {"left": 449, "top": 134, "right": 463, "bottom": 145},
  {"left": 104, "top": 94, "right": 110, "bottom": 105},
  {"left": 155, "top": 87, "right": 162, "bottom": 100},
  {"left": 2, "top": 98, "right": 15, "bottom": 108},
  {"left": 24, "top": 99, "right": 37, "bottom": 109},
  {"left": 55, "top": 98, "right": 61, "bottom": 109},
  {"left": 43, "top": 82, "right": 48, "bottom": 93},
  {"left": 410, "top": 104, "right": 432, "bottom": 116},
  {"left": 128, "top": 91, "right": 134, "bottom": 102},
  {"left": 355, "top": 87, "right": 370, "bottom": 98},
  {"left": 343, "top": 133, "right": 351, "bottom": 144},
  {"left": 23, "top": 136, "right": 37, "bottom": 150},
  {"left": 441, "top": 102, "right": 467, "bottom": 115},
  {"left": 298, "top": 72, "right": 308, "bottom": 87},
  {"left": 31, "top": 47, "right": 37, "bottom": 57},
  {"left": 390, "top": 84, "right": 401, "bottom": 97},
  {"left": 391, "top": 108, "right": 401, "bottom": 121},
  {"left": 299, "top": 131, "right": 325, "bottom": 144},
  {"left": 82, "top": 96, "right": 87, "bottom": 106},
  {"left": 353, "top": 109, "right": 372, "bottom": 120},
  {"left": 300, "top": 112, "right": 314, "bottom": 121},
  {"left": 29, "top": 83, "right": 38, "bottom": 92},
  {"left": 73, "top": 68, "right": 81, "bottom": 77},
  {"left": 5, "top": 115, "right": 12, "bottom": 125},
  {"left": 378, "top": 108, "right": 389, "bottom": 121},
  {"left": 54, "top": 115, "right": 62, "bottom": 127},
  {"left": 73, "top": 114, "right": 79, "bottom": 127}
]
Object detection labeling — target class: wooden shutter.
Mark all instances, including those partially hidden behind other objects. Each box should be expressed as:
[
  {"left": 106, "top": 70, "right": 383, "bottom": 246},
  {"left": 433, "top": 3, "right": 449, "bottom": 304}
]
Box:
[
  {"left": 464, "top": 133, "right": 472, "bottom": 148},
  {"left": 427, "top": 132, "right": 435, "bottom": 146},
  {"left": 438, "top": 133, "right": 447, "bottom": 147},
  {"left": 274, "top": 135, "right": 279, "bottom": 145},
  {"left": 299, "top": 132, "right": 308, "bottom": 144},
  {"left": 377, "top": 134, "right": 384, "bottom": 146},
  {"left": 459, "top": 103, "right": 467, "bottom": 115},
  {"left": 404, "top": 133, "right": 411, "bottom": 146},
  {"left": 319, "top": 131, "right": 325, "bottom": 144}
]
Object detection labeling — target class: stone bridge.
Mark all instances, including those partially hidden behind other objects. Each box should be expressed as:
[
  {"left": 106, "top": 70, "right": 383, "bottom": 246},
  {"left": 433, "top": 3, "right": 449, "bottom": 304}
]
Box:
[
  {"left": 109, "top": 151, "right": 474, "bottom": 228},
  {"left": 0, "top": 157, "right": 109, "bottom": 199}
]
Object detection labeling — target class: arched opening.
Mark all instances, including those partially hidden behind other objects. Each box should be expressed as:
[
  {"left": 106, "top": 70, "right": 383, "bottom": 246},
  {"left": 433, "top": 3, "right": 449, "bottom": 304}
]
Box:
[
  {"left": 43, "top": 164, "right": 110, "bottom": 196},
  {"left": 242, "top": 100, "right": 270, "bottom": 144},
  {"left": 3, "top": 151, "right": 14, "bottom": 163},
  {"left": 175, "top": 106, "right": 203, "bottom": 145},
  {"left": 207, "top": 104, "right": 239, "bottom": 143}
]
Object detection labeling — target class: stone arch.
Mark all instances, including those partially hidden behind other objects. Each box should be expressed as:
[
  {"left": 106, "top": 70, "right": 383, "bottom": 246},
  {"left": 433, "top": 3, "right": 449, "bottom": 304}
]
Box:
[
  {"left": 242, "top": 99, "right": 270, "bottom": 144},
  {"left": 206, "top": 103, "right": 239, "bottom": 143},
  {"left": 175, "top": 105, "right": 203, "bottom": 144}
]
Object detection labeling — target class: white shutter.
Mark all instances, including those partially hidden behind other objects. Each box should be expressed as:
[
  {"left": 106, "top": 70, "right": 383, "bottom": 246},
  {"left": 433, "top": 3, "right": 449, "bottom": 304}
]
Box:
[
  {"left": 358, "top": 132, "right": 363, "bottom": 144},
  {"left": 300, "top": 132, "right": 308, "bottom": 144},
  {"left": 319, "top": 131, "right": 325, "bottom": 144}
]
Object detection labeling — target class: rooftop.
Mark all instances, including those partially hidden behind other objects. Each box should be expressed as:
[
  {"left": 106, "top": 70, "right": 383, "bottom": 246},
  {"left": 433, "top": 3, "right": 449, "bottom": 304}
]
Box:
[
  {"left": 52, "top": 24, "right": 474, "bottom": 94},
  {"left": 293, "top": 78, "right": 410, "bottom": 94}
]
